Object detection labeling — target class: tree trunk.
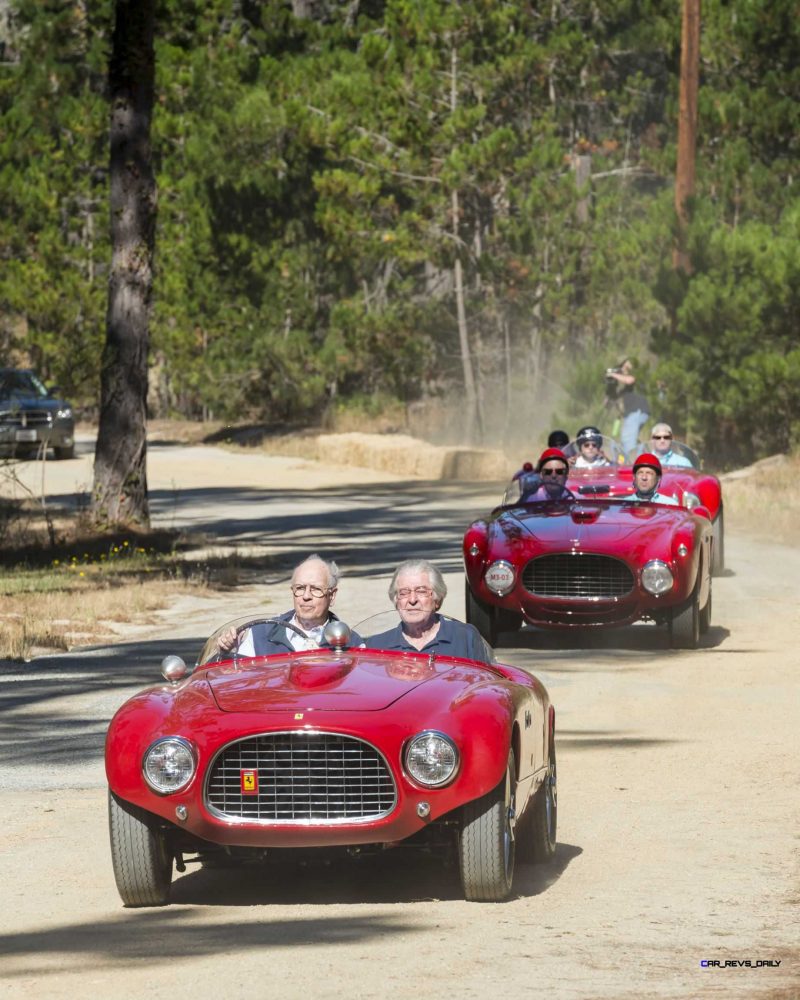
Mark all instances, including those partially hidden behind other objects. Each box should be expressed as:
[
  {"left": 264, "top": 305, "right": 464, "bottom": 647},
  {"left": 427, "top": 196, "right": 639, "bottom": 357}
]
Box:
[
  {"left": 673, "top": 0, "right": 700, "bottom": 274},
  {"left": 450, "top": 46, "right": 480, "bottom": 443},
  {"left": 92, "top": 0, "right": 155, "bottom": 527}
]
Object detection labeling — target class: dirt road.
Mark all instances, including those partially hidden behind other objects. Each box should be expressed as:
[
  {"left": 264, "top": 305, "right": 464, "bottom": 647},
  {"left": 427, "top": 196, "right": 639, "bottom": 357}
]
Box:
[{"left": 1, "top": 441, "right": 798, "bottom": 999}]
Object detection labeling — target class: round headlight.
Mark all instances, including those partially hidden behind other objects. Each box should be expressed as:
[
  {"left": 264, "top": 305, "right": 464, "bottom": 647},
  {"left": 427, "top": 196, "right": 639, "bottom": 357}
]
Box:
[
  {"left": 143, "top": 737, "right": 196, "bottom": 794},
  {"left": 405, "top": 731, "right": 459, "bottom": 788},
  {"left": 641, "top": 560, "right": 674, "bottom": 595},
  {"left": 682, "top": 491, "right": 701, "bottom": 510},
  {"left": 484, "top": 560, "right": 516, "bottom": 596},
  {"left": 56, "top": 407, "right": 73, "bottom": 420}
]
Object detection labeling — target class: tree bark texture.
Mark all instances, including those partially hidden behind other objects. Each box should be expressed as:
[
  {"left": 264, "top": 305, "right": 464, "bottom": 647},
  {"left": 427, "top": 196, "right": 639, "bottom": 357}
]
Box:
[
  {"left": 92, "top": 0, "right": 155, "bottom": 527},
  {"left": 673, "top": 0, "right": 700, "bottom": 274}
]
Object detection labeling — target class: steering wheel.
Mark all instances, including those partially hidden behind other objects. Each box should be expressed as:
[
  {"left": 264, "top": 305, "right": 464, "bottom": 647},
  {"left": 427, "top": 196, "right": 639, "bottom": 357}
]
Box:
[{"left": 215, "top": 617, "right": 312, "bottom": 662}]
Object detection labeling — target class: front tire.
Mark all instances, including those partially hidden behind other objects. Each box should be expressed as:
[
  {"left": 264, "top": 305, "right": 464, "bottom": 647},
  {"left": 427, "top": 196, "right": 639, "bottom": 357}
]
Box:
[
  {"left": 459, "top": 752, "right": 516, "bottom": 902},
  {"left": 517, "top": 742, "right": 557, "bottom": 863},
  {"left": 54, "top": 443, "right": 75, "bottom": 460},
  {"left": 670, "top": 586, "right": 700, "bottom": 649},
  {"left": 108, "top": 791, "right": 172, "bottom": 907},
  {"left": 712, "top": 509, "right": 725, "bottom": 575},
  {"left": 496, "top": 608, "right": 522, "bottom": 635},
  {"left": 465, "top": 582, "right": 498, "bottom": 646},
  {"left": 699, "top": 583, "right": 712, "bottom": 635}
]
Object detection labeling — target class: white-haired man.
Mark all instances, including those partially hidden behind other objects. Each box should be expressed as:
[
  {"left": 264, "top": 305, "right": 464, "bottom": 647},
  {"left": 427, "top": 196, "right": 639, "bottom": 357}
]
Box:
[
  {"left": 649, "top": 423, "right": 693, "bottom": 468},
  {"left": 367, "top": 558, "right": 493, "bottom": 663},
  {"left": 217, "top": 554, "right": 361, "bottom": 655}
]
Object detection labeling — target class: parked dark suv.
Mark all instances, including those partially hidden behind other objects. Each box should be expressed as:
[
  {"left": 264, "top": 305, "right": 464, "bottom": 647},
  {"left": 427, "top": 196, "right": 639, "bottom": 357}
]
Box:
[{"left": 0, "top": 368, "right": 75, "bottom": 459}]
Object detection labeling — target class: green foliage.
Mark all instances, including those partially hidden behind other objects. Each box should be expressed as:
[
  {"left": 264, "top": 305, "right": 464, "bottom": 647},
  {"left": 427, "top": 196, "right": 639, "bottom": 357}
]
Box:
[
  {"left": 0, "top": 0, "right": 797, "bottom": 459},
  {"left": 0, "top": 0, "right": 111, "bottom": 394}
]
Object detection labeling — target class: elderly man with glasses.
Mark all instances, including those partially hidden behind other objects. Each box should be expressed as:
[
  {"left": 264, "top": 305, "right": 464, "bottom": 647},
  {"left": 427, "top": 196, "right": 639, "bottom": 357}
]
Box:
[
  {"left": 216, "top": 554, "right": 361, "bottom": 655},
  {"left": 648, "top": 423, "right": 693, "bottom": 467},
  {"left": 367, "top": 558, "right": 493, "bottom": 663}
]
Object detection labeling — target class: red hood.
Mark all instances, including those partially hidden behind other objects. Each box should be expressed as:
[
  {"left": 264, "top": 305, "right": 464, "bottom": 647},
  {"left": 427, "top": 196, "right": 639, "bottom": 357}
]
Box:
[
  {"left": 205, "top": 650, "right": 455, "bottom": 713},
  {"left": 497, "top": 501, "right": 688, "bottom": 551}
]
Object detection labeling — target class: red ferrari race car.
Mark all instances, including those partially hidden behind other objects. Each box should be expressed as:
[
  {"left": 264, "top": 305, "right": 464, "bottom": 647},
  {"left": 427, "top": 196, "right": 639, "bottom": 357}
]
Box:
[
  {"left": 464, "top": 479, "right": 713, "bottom": 648},
  {"left": 106, "top": 617, "right": 556, "bottom": 907},
  {"left": 554, "top": 434, "right": 725, "bottom": 574}
]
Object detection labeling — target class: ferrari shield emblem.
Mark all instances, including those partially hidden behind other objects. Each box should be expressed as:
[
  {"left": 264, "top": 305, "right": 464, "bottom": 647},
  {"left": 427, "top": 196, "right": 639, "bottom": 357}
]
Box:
[{"left": 240, "top": 769, "right": 258, "bottom": 795}]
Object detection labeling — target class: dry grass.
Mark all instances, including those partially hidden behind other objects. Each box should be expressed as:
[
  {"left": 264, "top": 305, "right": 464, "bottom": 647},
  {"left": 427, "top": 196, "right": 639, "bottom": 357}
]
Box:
[
  {"left": 722, "top": 454, "right": 800, "bottom": 547},
  {"left": 0, "top": 509, "right": 252, "bottom": 659},
  {"left": 0, "top": 577, "right": 203, "bottom": 659}
]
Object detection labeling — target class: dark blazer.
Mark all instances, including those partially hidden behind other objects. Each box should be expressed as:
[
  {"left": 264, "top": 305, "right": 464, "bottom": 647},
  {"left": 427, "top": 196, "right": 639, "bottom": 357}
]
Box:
[
  {"left": 367, "top": 615, "right": 493, "bottom": 664},
  {"left": 249, "top": 611, "right": 363, "bottom": 655}
]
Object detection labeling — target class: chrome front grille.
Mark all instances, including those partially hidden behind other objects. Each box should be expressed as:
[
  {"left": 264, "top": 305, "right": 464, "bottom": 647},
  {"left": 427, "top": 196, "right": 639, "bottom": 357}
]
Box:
[
  {"left": 0, "top": 410, "right": 52, "bottom": 428},
  {"left": 522, "top": 553, "right": 634, "bottom": 598},
  {"left": 205, "top": 731, "right": 397, "bottom": 824}
]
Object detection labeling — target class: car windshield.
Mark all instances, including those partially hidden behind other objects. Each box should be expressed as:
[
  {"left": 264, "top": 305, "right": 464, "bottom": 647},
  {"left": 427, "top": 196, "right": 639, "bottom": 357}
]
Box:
[
  {"left": 653, "top": 440, "right": 701, "bottom": 470},
  {"left": 198, "top": 613, "right": 372, "bottom": 667},
  {"left": 0, "top": 370, "right": 49, "bottom": 398},
  {"left": 563, "top": 435, "right": 626, "bottom": 466},
  {"left": 0, "top": 369, "right": 49, "bottom": 398},
  {"left": 197, "top": 610, "right": 495, "bottom": 667}
]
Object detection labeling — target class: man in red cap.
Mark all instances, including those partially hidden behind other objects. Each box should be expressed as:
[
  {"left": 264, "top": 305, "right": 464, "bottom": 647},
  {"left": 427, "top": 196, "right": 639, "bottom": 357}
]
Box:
[
  {"left": 519, "top": 448, "right": 576, "bottom": 502},
  {"left": 630, "top": 453, "right": 679, "bottom": 505}
]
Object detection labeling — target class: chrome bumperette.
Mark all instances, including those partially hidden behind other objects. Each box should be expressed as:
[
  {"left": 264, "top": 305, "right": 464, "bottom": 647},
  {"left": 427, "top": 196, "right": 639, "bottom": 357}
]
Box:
[{"left": 205, "top": 731, "right": 397, "bottom": 825}]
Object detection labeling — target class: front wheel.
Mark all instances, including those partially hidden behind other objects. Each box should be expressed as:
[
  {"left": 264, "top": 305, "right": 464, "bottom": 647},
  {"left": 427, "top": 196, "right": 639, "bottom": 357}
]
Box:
[
  {"left": 465, "top": 582, "right": 498, "bottom": 647},
  {"left": 54, "top": 444, "right": 75, "bottom": 460},
  {"left": 108, "top": 791, "right": 172, "bottom": 907},
  {"left": 517, "top": 742, "right": 557, "bottom": 863},
  {"left": 712, "top": 509, "right": 725, "bottom": 575},
  {"left": 699, "top": 584, "right": 712, "bottom": 635},
  {"left": 459, "top": 752, "right": 516, "bottom": 902},
  {"left": 670, "top": 587, "right": 700, "bottom": 649}
]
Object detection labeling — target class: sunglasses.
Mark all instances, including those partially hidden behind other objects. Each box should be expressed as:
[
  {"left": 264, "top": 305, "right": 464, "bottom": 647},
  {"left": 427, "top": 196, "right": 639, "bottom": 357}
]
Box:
[
  {"left": 651, "top": 434, "right": 672, "bottom": 440},
  {"left": 541, "top": 467, "right": 567, "bottom": 477}
]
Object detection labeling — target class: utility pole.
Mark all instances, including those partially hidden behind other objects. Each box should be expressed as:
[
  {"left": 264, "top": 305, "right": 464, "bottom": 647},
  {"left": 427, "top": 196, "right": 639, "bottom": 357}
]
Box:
[{"left": 673, "top": 0, "right": 700, "bottom": 274}]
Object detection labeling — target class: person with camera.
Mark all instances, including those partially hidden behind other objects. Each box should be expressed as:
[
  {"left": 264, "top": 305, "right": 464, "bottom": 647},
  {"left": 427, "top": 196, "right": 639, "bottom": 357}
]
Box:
[{"left": 606, "top": 358, "right": 650, "bottom": 460}]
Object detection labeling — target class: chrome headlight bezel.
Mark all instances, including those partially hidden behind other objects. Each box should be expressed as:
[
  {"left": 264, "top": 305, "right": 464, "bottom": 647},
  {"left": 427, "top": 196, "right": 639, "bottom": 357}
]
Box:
[
  {"left": 483, "top": 559, "right": 516, "bottom": 596},
  {"left": 641, "top": 559, "right": 674, "bottom": 595},
  {"left": 404, "top": 730, "right": 460, "bottom": 788},
  {"left": 142, "top": 736, "right": 196, "bottom": 795}
]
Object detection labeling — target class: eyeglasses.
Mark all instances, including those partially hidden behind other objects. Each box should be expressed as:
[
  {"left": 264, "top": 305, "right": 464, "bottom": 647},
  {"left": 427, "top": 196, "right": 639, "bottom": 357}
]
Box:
[
  {"left": 396, "top": 586, "right": 434, "bottom": 600},
  {"left": 651, "top": 434, "right": 672, "bottom": 440},
  {"left": 291, "top": 584, "right": 331, "bottom": 598},
  {"left": 541, "top": 467, "right": 567, "bottom": 477},
  {"left": 580, "top": 441, "right": 599, "bottom": 448}
]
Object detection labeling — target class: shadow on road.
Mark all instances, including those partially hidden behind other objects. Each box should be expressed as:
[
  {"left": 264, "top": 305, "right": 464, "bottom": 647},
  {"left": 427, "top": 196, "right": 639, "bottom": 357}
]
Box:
[
  {"left": 0, "top": 636, "right": 205, "bottom": 769},
  {"left": 0, "top": 845, "right": 580, "bottom": 972},
  {"left": 37, "top": 480, "right": 499, "bottom": 579}
]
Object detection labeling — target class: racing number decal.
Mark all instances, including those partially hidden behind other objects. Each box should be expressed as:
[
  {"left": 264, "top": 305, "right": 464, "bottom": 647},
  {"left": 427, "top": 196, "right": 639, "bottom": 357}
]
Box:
[{"left": 240, "top": 769, "right": 259, "bottom": 795}]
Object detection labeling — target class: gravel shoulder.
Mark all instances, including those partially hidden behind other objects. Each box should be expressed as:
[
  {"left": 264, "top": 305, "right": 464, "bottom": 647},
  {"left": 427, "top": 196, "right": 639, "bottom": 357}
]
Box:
[{"left": 1, "top": 440, "right": 798, "bottom": 1000}]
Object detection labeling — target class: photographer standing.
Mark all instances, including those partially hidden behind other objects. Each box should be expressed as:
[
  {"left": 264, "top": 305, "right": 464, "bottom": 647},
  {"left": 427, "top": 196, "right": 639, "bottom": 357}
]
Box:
[{"left": 606, "top": 358, "right": 650, "bottom": 460}]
